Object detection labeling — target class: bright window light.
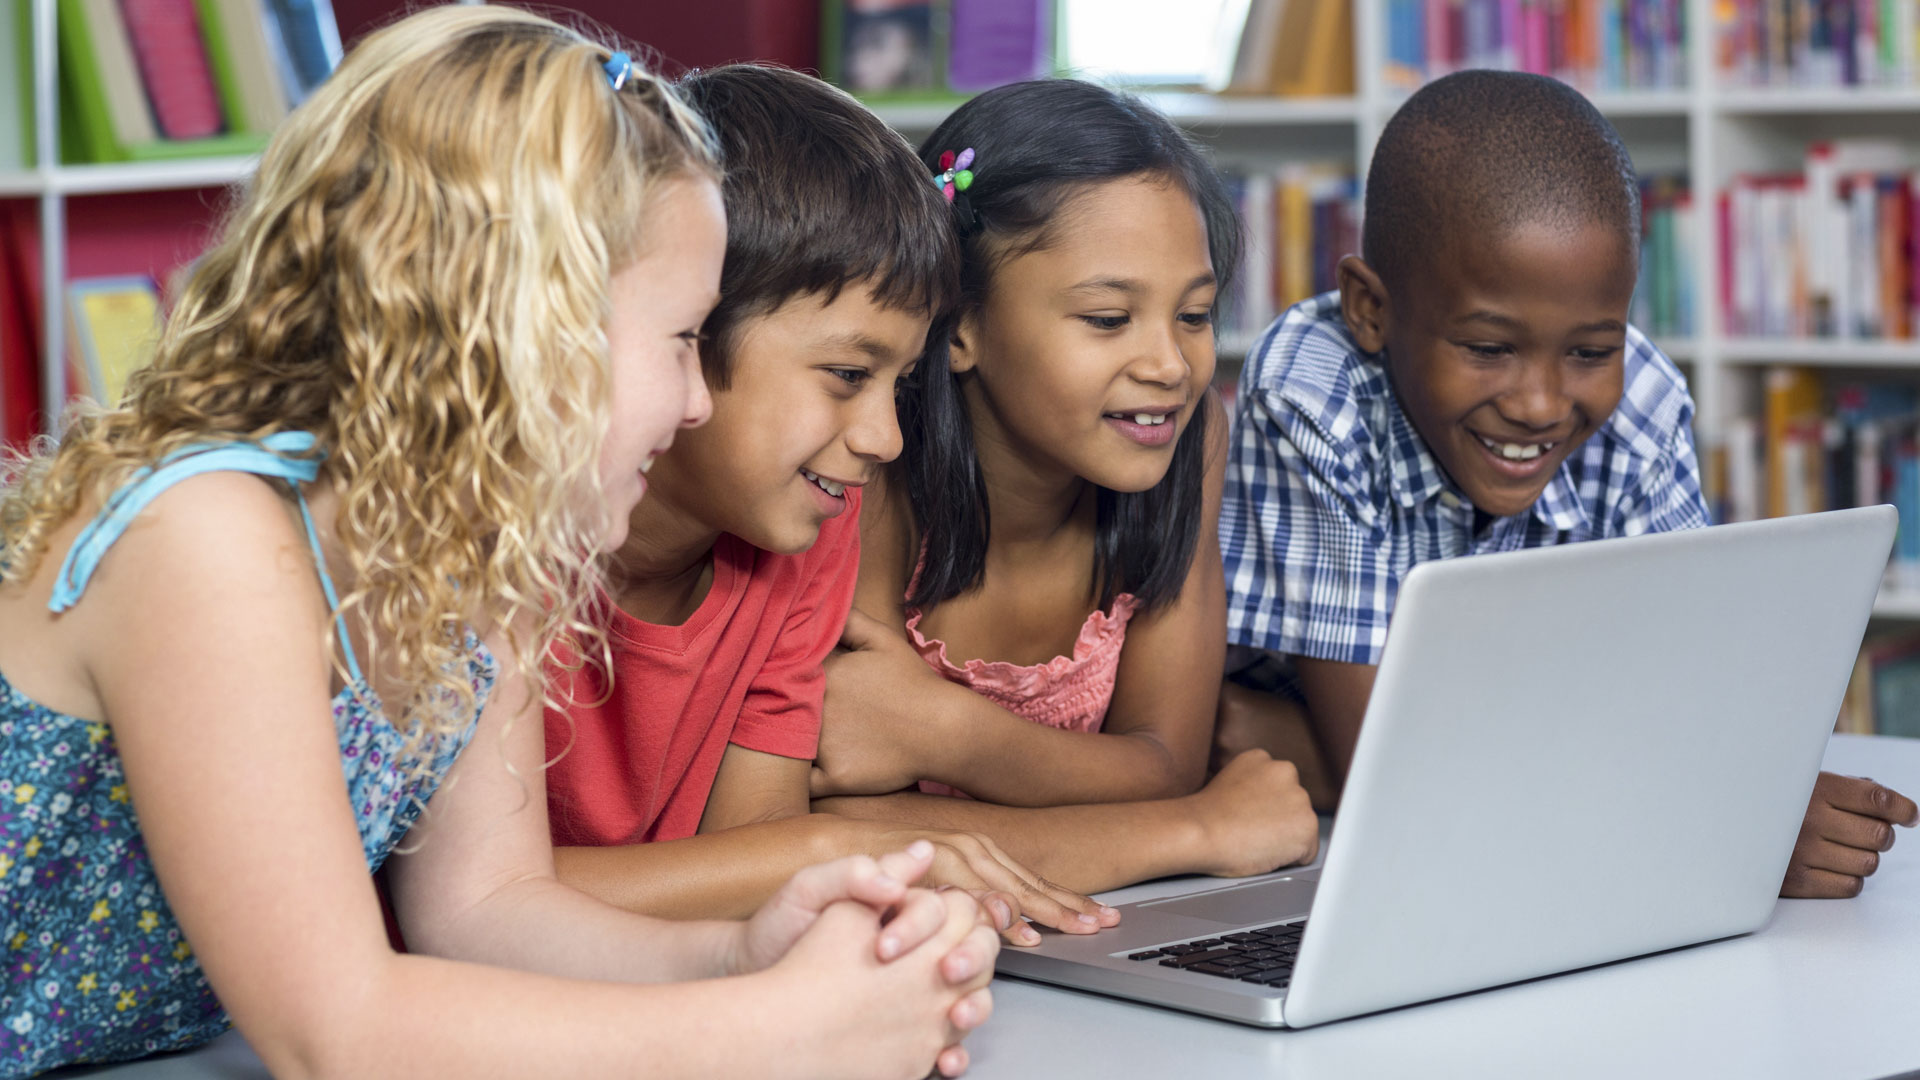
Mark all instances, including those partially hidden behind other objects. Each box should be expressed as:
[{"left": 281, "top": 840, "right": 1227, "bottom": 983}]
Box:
[{"left": 1060, "top": 0, "right": 1236, "bottom": 86}]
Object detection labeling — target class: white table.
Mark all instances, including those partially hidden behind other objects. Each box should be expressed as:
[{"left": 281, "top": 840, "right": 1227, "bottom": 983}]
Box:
[
  {"left": 53, "top": 735, "right": 1920, "bottom": 1080},
  {"left": 966, "top": 733, "right": 1920, "bottom": 1080}
]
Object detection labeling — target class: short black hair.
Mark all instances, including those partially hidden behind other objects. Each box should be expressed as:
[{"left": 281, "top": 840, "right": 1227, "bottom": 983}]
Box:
[
  {"left": 1363, "top": 70, "right": 1640, "bottom": 292},
  {"left": 673, "top": 64, "right": 958, "bottom": 388},
  {"left": 905, "top": 79, "right": 1241, "bottom": 613}
]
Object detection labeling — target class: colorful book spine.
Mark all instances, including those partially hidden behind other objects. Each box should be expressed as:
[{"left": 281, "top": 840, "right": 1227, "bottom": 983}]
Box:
[
  {"left": 1721, "top": 141, "right": 1920, "bottom": 341},
  {"left": 1717, "top": 0, "right": 1920, "bottom": 85},
  {"left": 120, "top": 0, "right": 225, "bottom": 140},
  {"left": 1218, "top": 164, "right": 1360, "bottom": 344},
  {"left": 1392, "top": 0, "right": 1685, "bottom": 91},
  {"left": 1724, "top": 377, "right": 1920, "bottom": 590},
  {"left": 57, "top": 0, "right": 338, "bottom": 161}
]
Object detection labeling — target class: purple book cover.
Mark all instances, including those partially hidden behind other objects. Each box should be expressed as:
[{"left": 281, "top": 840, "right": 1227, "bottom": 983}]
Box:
[{"left": 948, "top": 0, "right": 1052, "bottom": 92}]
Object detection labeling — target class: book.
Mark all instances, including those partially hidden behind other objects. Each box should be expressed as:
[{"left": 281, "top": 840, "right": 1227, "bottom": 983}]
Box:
[
  {"left": 1, "top": 0, "right": 31, "bottom": 169},
  {"left": 67, "top": 276, "right": 162, "bottom": 406},
  {"left": 62, "top": 0, "right": 161, "bottom": 159},
  {"left": 1206, "top": 0, "right": 1260, "bottom": 91},
  {"left": 194, "top": 0, "right": 291, "bottom": 134},
  {"left": 1270, "top": 0, "right": 1355, "bottom": 96},
  {"left": 947, "top": 0, "right": 1050, "bottom": 92},
  {"left": 0, "top": 202, "right": 43, "bottom": 445},
  {"left": 262, "top": 0, "right": 342, "bottom": 105},
  {"left": 1219, "top": 0, "right": 1286, "bottom": 94},
  {"left": 120, "top": 0, "right": 225, "bottom": 140},
  {"left": 1764, "top": 367, "right": 1825, "bottom": 518}
]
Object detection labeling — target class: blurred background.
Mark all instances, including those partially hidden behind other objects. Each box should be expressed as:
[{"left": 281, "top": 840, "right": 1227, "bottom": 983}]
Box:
[{"left": 4, "top": 0, "right": 1919, "bottom": 733}]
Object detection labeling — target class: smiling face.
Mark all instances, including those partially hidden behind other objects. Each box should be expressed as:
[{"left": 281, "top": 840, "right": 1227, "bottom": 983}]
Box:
[
  {"left": 595, "top": 175, "right": 726, "bottom": 551},
  {"left": 1345, "top": 219, "right": 1635, "bottom": 518},
  {"left": 634, "top": 284, "right": 929, "bottom": 556},
  {"left": 953, "top": 173, "right": 1217, "bottom": 495}
]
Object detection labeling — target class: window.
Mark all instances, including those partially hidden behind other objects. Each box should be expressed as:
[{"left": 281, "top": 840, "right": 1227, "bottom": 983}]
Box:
[{"left": 1058, "top": 0, "right": 1241, "bottom": 87}]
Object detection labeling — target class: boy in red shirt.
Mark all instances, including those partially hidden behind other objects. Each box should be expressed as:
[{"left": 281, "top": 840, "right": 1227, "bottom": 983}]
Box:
[{"left": 547, "top": 65, "right": 1309, "bottom": 942}]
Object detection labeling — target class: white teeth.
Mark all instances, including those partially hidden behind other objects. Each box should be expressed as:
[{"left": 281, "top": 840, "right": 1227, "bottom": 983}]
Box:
[
  {"left": 801, "top": 468, "right": 845, "bottom": 498},
  {"left": 1477, "top": 436, "right": 1552, "bottom": 461},
  {"left": 1128, "top": 413, "right": 1167, "bottom": 426},
  {"left": 639, "top": 457, "right": 654, "bottom": 474}
]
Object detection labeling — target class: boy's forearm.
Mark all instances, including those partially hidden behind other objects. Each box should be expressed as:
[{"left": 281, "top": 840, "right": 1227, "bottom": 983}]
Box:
[
  {"left": 554, "top": 816, "right": 860, "bottom": 921},
  {"left": 814, "top": 791, "right": 1209, "bottom": 895}
]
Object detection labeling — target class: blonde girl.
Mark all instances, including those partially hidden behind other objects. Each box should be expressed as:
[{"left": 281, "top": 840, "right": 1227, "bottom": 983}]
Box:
[{"left": 0, "top": 7, "right": 993, "bottom": 1078}]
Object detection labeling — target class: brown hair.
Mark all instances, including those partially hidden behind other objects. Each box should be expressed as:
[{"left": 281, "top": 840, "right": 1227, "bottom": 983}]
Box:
[{"left": 672, "top": 64, "right": 958, "bottom": 388}]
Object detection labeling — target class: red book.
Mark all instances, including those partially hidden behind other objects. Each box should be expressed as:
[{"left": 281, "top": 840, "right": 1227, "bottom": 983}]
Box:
[
  {"left": 0, "top": 203, "right": 44, "bottom": 444},
  {"left": 118, "top": 0, "right": 223, "bottom": 140},
  {"left": 1718, "top": 189, "right": 1735, "bottom": 335}
]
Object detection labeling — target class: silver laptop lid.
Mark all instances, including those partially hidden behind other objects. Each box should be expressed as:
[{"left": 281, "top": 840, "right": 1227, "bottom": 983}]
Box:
[{"left": 1282, "top": 507, "right": 1896, "bottom": 1028}]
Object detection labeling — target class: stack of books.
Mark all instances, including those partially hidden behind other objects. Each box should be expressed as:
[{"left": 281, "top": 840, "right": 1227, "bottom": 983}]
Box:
[
  {"left": 1716, "top": 0, "right": 1920, "bottom": 88},
  {"left": 1721, "top": 141, "right": 1919, "bottom": 340},
  {"left": 56, "top": 0, "right": 342, "bottom": 163},
  {"left": 1382, "top": 0, "right": 1688, "bottom": 93},
  {"left": 1214, "top": 0, "right": 1355, "bottom": 97},
  {"left": 1218, "top": 164, "right": 1360, "bottom": 348},
  {"left": 1837, "top": 628, "right": 1920, "bottom": 737},
  {"left": 1720, "top": 372, "right": 1920, "bottom": 574},
  {"left": 1634, "top": 173, "right": 1696, "bottom": 340}
]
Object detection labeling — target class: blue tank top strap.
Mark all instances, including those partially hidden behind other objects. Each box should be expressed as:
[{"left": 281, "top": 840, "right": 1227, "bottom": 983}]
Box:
[{"left": 48, "top": 430, "right": 366, "bottom": 685}]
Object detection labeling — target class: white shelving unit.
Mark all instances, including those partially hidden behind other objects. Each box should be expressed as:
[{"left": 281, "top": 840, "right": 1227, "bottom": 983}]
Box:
[{"left": 9, "top": 0, "right": 1920, "bottom": 619}]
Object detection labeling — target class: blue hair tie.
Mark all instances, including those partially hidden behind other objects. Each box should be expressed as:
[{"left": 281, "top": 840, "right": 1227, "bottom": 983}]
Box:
[{"left": 603, "top": 51, "right": 633, "bottom": 91}]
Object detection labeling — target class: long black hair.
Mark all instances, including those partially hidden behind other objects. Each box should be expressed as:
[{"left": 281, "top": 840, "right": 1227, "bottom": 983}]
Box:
[{"left": 903, "top": 78, "right": 1242, "bottom": 613}]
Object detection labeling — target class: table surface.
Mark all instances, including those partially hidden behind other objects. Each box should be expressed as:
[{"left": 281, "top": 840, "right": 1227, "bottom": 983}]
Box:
[{"left": 53, "top": 734, "right": 1920, "bottom": 1080}]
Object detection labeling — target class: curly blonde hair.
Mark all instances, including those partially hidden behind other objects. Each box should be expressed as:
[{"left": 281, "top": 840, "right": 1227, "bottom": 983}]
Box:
[{"left": 0, "top": 5, "right": 715, "bottom": 746}]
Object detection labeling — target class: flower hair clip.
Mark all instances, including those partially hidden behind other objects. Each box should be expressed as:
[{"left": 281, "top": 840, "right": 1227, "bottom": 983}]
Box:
[
  {"left": 603, "top": 51, "right": 634, "bottom": 91},
  {"left": 932, "top": 147, "right": 976, "bottom": 203}
]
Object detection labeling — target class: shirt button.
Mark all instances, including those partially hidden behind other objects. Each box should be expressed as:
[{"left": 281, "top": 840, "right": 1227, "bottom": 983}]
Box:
[{"left": 1439, "top": 492, "right": 1462, "bottom": 510}]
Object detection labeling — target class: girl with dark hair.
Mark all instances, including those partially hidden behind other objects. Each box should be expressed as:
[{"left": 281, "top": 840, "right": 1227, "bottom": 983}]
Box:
[{"left": 811, "top": 80, "right": 1319, "bottom": 905}]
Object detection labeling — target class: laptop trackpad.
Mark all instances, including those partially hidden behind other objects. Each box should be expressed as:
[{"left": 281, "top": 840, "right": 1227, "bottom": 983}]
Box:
[{"left": 1141, "top": 876, "right": 1318, "bottom": 926}]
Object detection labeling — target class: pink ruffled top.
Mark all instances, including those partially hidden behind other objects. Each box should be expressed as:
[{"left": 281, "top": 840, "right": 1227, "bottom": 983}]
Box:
[{"left": 903, "top": 540, "right": 1139, "bottom": 797}]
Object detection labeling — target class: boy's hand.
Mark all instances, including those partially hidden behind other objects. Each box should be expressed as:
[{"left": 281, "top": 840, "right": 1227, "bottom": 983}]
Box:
[
  {"left": 868, "top": 825, "right": 1121, "bottom": 946},
  {"left": 1781, "top": 772, "right": 1919, "bottom": 898},
  {"left": 815, "top": 609, "right": 956, "bottom": 797},
  {"left": 1184, "top": 749, "right": 1321, "bottom": 877},
  {"left": 728, "top": 842, "right": 992, "bottom": 987}
]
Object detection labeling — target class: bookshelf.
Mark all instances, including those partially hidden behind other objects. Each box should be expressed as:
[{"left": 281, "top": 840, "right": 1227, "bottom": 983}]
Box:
[
  {"left": 5, "top": 0, "right": 266, "bottom": 432},
  {"left": 8, "top": 0, "right": 1920, "bottom": 626},
  {"left": 875, "top": 0, "right": 1920, "bottom": 622}
]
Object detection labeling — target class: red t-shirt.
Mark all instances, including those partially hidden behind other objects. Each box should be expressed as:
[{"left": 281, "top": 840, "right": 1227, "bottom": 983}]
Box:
[{"left": 544, "top": 490, "right": 861, "bottom": 846}]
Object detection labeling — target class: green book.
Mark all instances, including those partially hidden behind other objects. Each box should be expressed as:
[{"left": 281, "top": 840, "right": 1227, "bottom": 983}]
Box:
[{"left": 4, "top": 0, "right": 33, "bottom": 168}]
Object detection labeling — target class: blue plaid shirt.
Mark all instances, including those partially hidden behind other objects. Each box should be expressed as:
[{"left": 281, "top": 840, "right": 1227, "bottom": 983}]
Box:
[{"left": 1222, "top": 292, "right": 1710, "bottom": 667}]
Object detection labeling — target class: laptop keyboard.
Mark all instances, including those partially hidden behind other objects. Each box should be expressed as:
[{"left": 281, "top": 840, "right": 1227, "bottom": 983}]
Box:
[{"left": 1124, "top": 920, "right": 1307, "bottom": 989}]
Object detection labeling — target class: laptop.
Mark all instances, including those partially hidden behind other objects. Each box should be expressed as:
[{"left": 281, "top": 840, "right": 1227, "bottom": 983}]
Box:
[{"left": 996, "top": 506, "right": 1897, "bottom": 1028}]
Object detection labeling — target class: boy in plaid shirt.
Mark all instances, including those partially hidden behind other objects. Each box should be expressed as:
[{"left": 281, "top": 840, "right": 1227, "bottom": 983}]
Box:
[{"left": 1218, "top": 70, "right": 1916, "bottom": 899}]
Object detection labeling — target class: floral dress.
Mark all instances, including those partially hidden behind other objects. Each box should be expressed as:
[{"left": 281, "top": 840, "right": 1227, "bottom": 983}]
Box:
[{"left": 0, "top": 434, "right": 493, "bottom": 1077}]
